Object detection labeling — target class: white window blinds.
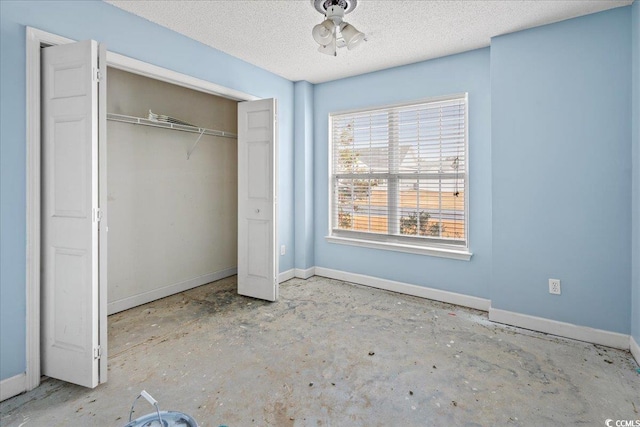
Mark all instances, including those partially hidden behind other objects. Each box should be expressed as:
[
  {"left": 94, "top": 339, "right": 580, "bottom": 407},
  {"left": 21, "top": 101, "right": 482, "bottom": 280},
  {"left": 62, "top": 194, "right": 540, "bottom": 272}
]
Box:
[{"left": 330, "top": 94, "right": 468, "bottom": 248}]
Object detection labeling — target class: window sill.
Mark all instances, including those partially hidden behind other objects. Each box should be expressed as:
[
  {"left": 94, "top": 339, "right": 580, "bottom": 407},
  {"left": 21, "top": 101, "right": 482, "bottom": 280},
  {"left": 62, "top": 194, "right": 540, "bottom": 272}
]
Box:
[{"left": 325, "top": 235, "right": 473, "bottom": 261}]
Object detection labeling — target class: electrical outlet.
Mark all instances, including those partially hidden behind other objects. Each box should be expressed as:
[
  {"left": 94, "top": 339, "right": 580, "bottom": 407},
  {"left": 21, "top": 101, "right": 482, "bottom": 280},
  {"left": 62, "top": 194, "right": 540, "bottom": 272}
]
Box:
[
  {"left": 280, "top": 245, "right": 286, "bottom": 256},
  {"left": 549, "top": 279, "right": 561, "bottom": 295}
]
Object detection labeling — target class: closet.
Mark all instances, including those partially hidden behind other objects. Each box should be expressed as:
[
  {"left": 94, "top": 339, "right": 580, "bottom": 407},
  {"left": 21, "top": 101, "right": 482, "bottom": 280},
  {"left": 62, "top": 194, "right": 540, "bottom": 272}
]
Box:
[
  {"left": 36, "top": 36, "right": 277, "bottom": 390},
  {"left": 106, "top": 68, "right": 239, "bottom": 314}
]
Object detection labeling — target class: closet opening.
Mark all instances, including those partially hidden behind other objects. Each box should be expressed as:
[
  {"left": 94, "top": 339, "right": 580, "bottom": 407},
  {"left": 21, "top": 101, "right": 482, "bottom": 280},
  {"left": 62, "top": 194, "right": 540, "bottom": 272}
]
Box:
[{"left": 105, "top": 67, "right": 240, "bottom": 315}]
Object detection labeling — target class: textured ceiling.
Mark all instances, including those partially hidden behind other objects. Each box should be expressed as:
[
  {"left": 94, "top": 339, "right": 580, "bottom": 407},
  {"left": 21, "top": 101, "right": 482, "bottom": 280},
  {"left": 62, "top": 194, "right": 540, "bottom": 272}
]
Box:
[{"left": 105, "top": 0, "right": 632, "bottom": 84}]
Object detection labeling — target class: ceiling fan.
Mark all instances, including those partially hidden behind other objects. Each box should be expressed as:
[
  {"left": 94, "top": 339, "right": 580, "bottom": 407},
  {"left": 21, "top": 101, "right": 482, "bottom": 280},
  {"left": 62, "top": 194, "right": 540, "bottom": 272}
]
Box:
[{"left": 311, "top": 0, "right": 366, "bottom": 56}]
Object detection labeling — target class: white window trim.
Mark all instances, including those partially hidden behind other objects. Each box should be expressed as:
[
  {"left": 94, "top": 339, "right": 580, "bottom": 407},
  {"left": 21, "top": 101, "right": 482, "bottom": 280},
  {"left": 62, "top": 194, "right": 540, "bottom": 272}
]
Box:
[
  {"left": 325, "top": 235, "right": 472, "bottom": 260},
  {"left": 326, "top": 93, "right": 471, "bottom": 261}
]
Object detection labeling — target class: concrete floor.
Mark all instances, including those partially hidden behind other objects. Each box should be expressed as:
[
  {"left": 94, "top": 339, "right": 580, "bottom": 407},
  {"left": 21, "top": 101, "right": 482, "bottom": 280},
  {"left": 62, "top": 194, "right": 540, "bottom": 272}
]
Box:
[{"left": 1, "top": 275, "right": 639, "bottom": 426}]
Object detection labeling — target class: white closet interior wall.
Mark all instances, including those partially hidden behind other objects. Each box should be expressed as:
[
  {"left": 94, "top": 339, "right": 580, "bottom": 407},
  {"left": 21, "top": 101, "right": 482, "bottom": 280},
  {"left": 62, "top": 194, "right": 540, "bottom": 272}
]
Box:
[{"left": 106, "top": 68, "right": 238, "bottom": 314}]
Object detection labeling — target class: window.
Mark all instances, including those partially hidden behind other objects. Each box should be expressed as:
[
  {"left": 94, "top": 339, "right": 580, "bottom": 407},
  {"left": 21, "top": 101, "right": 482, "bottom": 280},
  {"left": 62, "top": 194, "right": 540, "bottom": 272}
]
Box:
[{"left": 328, "top": 93, "right": 470, "bottom": 259}]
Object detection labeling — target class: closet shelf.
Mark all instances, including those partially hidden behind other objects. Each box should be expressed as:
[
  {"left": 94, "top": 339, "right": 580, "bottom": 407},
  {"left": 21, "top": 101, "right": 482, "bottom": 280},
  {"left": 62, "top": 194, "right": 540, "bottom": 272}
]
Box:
[{"left": 106, "top": 113, "right": 237, "bottom": 140}]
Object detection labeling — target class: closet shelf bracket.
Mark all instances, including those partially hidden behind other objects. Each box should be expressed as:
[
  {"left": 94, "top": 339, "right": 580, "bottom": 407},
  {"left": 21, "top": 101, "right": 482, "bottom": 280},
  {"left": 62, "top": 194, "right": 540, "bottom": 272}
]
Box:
[{"left": 187, "top": 129, "right": 206, "bottom": 160}]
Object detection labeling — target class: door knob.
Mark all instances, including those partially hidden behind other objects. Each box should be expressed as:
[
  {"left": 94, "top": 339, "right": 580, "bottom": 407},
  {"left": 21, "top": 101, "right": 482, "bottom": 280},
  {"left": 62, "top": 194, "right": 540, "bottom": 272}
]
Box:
[{"left": 255, "top": 209, "right": 260, "bottom": 213}]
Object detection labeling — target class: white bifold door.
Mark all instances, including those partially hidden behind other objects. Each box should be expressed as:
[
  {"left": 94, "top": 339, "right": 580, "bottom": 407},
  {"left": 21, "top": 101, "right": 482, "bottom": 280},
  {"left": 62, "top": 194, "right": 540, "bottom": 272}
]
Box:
[
  {"left": 237, "top": 98, "right": 278, "bottom": 301},
  {"left": 41, "top": 39, "right": 107, "bottom": 388}
]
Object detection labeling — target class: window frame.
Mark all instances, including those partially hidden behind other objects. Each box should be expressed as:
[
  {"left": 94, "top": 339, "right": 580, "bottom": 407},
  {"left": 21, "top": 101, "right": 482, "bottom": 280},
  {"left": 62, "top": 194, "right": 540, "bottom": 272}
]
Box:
[{"left": 326, "top": 93, "right": 472, "bottom": 261}]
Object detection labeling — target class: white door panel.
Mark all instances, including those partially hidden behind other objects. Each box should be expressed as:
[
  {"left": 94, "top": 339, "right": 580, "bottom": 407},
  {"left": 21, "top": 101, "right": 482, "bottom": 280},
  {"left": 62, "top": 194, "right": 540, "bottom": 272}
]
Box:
[
  {"left": 42, "top": 40, "right": 104, "bottom": 388},
  {"left": 97, "top": 42, "right": 108, "bottom": 384},
  {"left": 237, "top": 99, "right": 278, "bottom": 301}
]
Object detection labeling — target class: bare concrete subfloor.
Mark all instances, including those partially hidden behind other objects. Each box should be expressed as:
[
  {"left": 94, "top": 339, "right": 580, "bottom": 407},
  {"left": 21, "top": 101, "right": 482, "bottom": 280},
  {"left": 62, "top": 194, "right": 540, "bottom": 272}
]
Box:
[{"left": 1, "top": 276, "right": 639, "bottom": 426}]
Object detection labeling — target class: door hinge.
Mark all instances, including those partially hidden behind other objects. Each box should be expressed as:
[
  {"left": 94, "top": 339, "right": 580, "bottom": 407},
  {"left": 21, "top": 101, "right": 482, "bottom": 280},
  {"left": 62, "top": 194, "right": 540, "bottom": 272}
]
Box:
[
  {"left": 93, "top": 67, "right": 103, "bottom": 82},
  {"left": 94, "top": 346, "right": 102, "bottom": 360},
  {"left": 93, "top": 208, "right": 102, "bottom": 223}
]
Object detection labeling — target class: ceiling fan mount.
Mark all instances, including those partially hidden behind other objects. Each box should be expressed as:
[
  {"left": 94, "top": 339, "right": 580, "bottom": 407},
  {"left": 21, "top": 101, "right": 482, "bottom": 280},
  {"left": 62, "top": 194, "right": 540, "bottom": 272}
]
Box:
[{"left": 312, "top": 0, "right": 359, "bottom": 16}]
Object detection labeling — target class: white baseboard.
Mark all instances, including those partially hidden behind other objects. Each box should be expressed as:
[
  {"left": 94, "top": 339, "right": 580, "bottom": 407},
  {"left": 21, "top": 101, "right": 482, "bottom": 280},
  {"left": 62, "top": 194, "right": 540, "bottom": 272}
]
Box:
[
  {"left": 314, "top": 267, "right": 491, "bottom": 311},
  {"left": 108, "top": 267, "right": 237, "bottom": 315},
  {"left": 278, "top": 267, "right": 315, "bottom": 281},
  {"left": 278, "top": 269, "right": 295, "bottom": 283},
  {"left": 631, "top": 336, "right": 640, "bottom": 365},
  {"left": 1, "top": 373, "right": 26, "bottom": 402},
  {"left": 489, "top": 308, "right": 630, "bottom": 349},
  {"left": 294, "top": 267, "right": 316, "bottom": 279}
]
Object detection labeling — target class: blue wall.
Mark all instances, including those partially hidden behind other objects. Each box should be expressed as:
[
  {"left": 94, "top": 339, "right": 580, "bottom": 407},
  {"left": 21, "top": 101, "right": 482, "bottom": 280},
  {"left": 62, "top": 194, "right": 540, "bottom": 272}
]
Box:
[
  {"left": 313, "top": 6, "right": 635, "bottom": 336},
  {"left": 632, "top": 0, "right": 640, "bottom": 345},
  {"left": 490, "top": 8, "right": 632, "bottom": 334},
  {"left": 294, "top": 81, "right": 315, "bottom": 270},
  {"left": 313, "top": 48, "right": 492, "bottom": 299},
  {"left": 0, "top": 0, "right": 294, "bottom": 381}
]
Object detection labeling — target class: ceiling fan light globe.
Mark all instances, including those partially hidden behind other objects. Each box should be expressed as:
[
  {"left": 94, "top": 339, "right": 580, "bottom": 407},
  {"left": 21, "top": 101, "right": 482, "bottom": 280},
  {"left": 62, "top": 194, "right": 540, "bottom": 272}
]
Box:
[
  {"left": 346, "top": 32, "right": 365, "bottom": 50},
  {"left": 312, "top": 20, "right": 335, "bottom": 45},
  {"left": 340, "top": 23, "right": 365, "bottom": 50},
  {"left": 317, "top": 38, "right": 337, "bottom": 56}
]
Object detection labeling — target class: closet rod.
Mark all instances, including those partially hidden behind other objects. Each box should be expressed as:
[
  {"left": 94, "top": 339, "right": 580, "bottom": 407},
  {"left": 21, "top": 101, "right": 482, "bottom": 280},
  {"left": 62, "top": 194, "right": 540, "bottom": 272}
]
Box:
[{"left": 106, "top": 113, "right": 237, "bottom": 140}]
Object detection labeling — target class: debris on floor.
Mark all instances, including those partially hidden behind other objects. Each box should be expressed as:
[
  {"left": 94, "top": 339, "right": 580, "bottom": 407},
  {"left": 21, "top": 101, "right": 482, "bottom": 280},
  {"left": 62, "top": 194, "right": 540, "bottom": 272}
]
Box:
[{"left": 1, "top": 276, "right": 638, "bottom": 426}]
